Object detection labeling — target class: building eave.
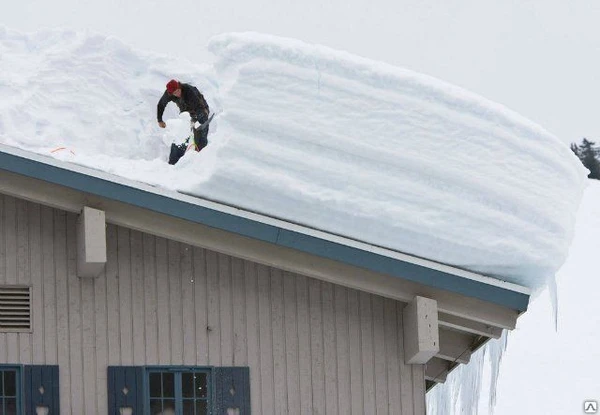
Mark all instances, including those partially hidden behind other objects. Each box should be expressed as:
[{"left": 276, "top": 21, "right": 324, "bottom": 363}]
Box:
[{"left": 0, "top": 144, "right": 530, "bottom": 312}]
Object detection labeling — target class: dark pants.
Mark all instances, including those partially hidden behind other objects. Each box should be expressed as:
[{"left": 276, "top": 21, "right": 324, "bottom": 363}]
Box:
[{"left": 192, "top": 112, "right": 209, "bottom": 151}]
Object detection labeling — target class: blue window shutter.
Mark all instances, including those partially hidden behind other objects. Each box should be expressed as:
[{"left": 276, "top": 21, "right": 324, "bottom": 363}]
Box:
[
  {"left": 107, "top": 366, "right": 144, "bottom": 415},
  {"left": 214, "top": 367, "right": 251, "bottom": 414},
  {"left": 23, "top": 365, "right": 60, "bottom": 414}
]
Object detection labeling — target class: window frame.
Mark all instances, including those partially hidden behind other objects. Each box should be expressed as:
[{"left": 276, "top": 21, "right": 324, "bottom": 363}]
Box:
[
  {"left": 144, "top": 366, "right": 214, "bottom": 415},
  {"left": 0, "top": 365, "right": 22, "bottom": 415}
]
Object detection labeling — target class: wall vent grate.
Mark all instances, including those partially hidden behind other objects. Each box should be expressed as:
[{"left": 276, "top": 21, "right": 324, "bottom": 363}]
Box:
[{"left": 0, "top": 286, "right": 32, "bottom": 332}]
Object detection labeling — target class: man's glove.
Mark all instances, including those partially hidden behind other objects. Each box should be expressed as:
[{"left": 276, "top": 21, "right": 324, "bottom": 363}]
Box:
[{"left": 158, "top": 121, "right": 166, "bottom": 128}]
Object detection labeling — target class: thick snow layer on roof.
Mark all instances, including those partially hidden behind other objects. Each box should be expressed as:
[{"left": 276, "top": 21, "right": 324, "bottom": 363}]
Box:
[{"left": 0, "top": 27, "right": 588, "bottom": 290}]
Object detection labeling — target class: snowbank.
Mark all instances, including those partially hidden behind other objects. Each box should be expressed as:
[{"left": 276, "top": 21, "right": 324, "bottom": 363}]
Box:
[{"left": 0, "top": 27, "right": 588, "bottom": 290}]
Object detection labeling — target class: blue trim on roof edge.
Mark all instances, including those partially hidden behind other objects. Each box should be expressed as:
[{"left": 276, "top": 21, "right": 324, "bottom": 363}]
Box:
[{"left": 0, "top": 150, "right": 528, "bottom": 311}]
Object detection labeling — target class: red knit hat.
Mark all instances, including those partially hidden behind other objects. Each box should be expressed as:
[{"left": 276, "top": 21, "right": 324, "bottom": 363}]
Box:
[{"left": 166, "top": 79, "right": 180, "bottom": 94}]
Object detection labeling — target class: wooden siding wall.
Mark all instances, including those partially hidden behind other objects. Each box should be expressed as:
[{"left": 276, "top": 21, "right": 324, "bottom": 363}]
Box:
[{"left": 0, "top": 194, "right": 426, "bottom": 414}]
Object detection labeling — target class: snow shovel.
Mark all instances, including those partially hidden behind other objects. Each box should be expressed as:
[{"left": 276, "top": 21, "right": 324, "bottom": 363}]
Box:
[{"left": 168, "top": 113, "right": 215, "bottom": 165}]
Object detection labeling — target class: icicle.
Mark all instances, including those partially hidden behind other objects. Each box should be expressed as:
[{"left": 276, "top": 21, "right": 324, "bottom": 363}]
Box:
[
  {"left": 426, "top": 331, "right": 509, "bottom": 415},
  {"left": 426, "top": 349, "right": 485, "bottom": 415},
  {"left": 426, "top": 380, "right": 451, "bottom": 415},
  {"left": 547, "top": 276, "right": 559, "bottom": 331},
  {"left": 487, "top": 330, "right": 508, "bottom": 413}
]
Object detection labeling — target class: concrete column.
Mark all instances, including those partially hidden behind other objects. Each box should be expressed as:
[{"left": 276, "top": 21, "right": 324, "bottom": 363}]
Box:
[
  {"left": 403, "top": 296, "right": 440, "bottom": 364},
  {"left": 77, "top": 206, "right": 107, "bottom": 278}
]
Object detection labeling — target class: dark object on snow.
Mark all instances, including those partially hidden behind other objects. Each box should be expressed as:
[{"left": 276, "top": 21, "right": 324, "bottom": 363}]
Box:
[
  {"left": 168, "top": 114, "right": 215, "bottom": 165},
  {"left": 168, "top": 142, "right": 187, "bottom": 165}
]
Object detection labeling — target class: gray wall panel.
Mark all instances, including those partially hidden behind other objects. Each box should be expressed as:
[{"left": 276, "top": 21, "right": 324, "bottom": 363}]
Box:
[{"left": 0, "top": 194, "right": 425, "bottom": 414}]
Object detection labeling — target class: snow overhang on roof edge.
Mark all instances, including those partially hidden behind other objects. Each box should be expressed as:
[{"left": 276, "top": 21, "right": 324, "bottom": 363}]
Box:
[{"left": 0, "top": 145, "right": 530, "bottom": 311}]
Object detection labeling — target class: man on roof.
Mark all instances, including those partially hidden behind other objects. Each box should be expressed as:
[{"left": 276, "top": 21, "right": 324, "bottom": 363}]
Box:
[{"left": 157, "top": 79, "right": 211, "bottom": 164}]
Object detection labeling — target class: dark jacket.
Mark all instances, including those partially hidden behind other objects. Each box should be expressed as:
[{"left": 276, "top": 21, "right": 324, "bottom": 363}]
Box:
[{"left": 157, "top": 83, "right": 209, "bottom": 123}]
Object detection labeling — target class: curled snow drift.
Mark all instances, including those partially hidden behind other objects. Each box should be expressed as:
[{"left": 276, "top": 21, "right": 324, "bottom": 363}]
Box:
[
  {"left": 200, "top": 33, "right": 588, "bottom": 287},
  {"left": 0, "top": 28, "right": 588, "bottom": 289}
]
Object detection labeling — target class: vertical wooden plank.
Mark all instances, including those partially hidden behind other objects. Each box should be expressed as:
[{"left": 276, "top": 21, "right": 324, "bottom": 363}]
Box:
[
  {"left": 219, "top": 253, "right": 233, "bottom": 366},
  {"left": 0, "top": 195, "right": 5, "bottom": 286},
  {"left": 53, "top": 209, "right": 71, "bottom": 415},
  {"left": 15, "top": 200, "right": 28, "bottom": 281},
  {"left": 16, "top": 199, "right": 32, "bottom": 363},
  {"left": 335, "top": 285, "right": 351, "bottom": 415},
  {"left": 28, "top": 202, "right": 43, "bottom": 364},
  {"left": 231, "top": 257, "right": 247, "bottom": 366},
  {"left": 412, "top": 365, "right": 426, "bottom": 415},
  {"left": 4, "top": 197, "right": 16, "bottom": 284},
  {"left": 95, "top": 227, "right": 109, "bottom": 415},
  {"left": 283, "top": 272, "right": 300, "bottom": 414},
  {"left": 271, "top": 269, "right": 287, "bottom": 415},
  {"left": 206, "top": 250, "right": 221, "bottom": 366},
  {"left": 309, "top": 278, "right": 325, "bottom": 415},
  {"left": 67, "top": 213, "right": 83, "bottom": 415},
  {"left": 193, "top": 247, "right": 208, "bottom": 365},
  {"left": 81, "top": 278, "right": 96, "bottom": 415},
  {"left": 117, "top": 227, "right": 133, "bottom": 364},
  {"left": 257, "top": 264, "right": 274, "bottom": 414},
  {"left": 244, "top": 260, "right": 261, "bottom": 414},
  {"left": 373, "top": 295, "right": 388, "bottom": 414},
  {"left": 168, "top": 240, "right": 183, "bottom": 365},
  {"left": 41, "top": 206, "right": 57, "bottom": 365},
  {"left": 347, "top": 289, "right": 364, "bottom": 414},
  {"left": 130, "top": 230, "right": 145, "bottom": 366},
  {"left": 322, "top": 282, "right": 338, "bottom": 415},
  {"left": 296, "top": 274, "right": 312, "bottom": 415},
  {"left": 5, "top": 196, "right": 19, "bottom": 362},
  {"left": 16, "top": 199, "right": 35, "bottom": 364},
  {"left": 181, "top": 244, "right": 196, "bottom": 365},
  {"left": 105, "top": 225, "right": 121, "bottom": 366},
  {"left": 0, "top": 196, "right": 5, "bottom": 363},
  {"left": 384, "top": 299, "right": 402, "bottom": 415},
  {"left": 155, "top": 236, "right": 170, "bottom": 365},
  {"left": 360, "top": 292, "right": 376, "bottom": 414},
  {"left": 397, "top": 302, "right": 412, "bottom": 415},
  {"left": 143, "top": 233, "right": 158, "bottom": 364}
]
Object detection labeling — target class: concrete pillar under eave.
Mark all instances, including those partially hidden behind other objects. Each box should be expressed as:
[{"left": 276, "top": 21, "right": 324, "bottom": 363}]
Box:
[
  {"left": 403, "top": 296, "right": 440, "bottom": 364},
  {"left": 77, "top": 206, "right": 107, "bottom": 278}
]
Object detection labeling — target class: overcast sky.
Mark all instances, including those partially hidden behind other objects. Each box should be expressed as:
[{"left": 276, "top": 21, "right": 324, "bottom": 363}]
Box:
[{"left": 4, "top": 0, "right": 599, "bottom": 145}]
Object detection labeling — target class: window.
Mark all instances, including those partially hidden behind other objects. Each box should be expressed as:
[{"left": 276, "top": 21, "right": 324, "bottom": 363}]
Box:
[
  {"left": 147, "top": 368, "right": 210, "bottom": 415},
  {"left": 108, "top": 366, "right": 249, "bottom": 414},
  {"left": 0, "top": 366, "right": 20, "bottom": 415}
]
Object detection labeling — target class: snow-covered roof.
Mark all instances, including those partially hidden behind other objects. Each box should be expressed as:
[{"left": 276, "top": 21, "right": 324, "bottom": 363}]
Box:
[
  {"left": 0, "top": 28, "right": 588, "bottom": 293},
  {"left": 0, "top": 143, "right": 530, "bottom": 311}
]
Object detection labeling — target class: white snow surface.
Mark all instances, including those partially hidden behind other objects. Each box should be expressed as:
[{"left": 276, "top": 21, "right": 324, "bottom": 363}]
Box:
[{"left": 0, "top": 27, "right": 588, "bottom": 289}]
